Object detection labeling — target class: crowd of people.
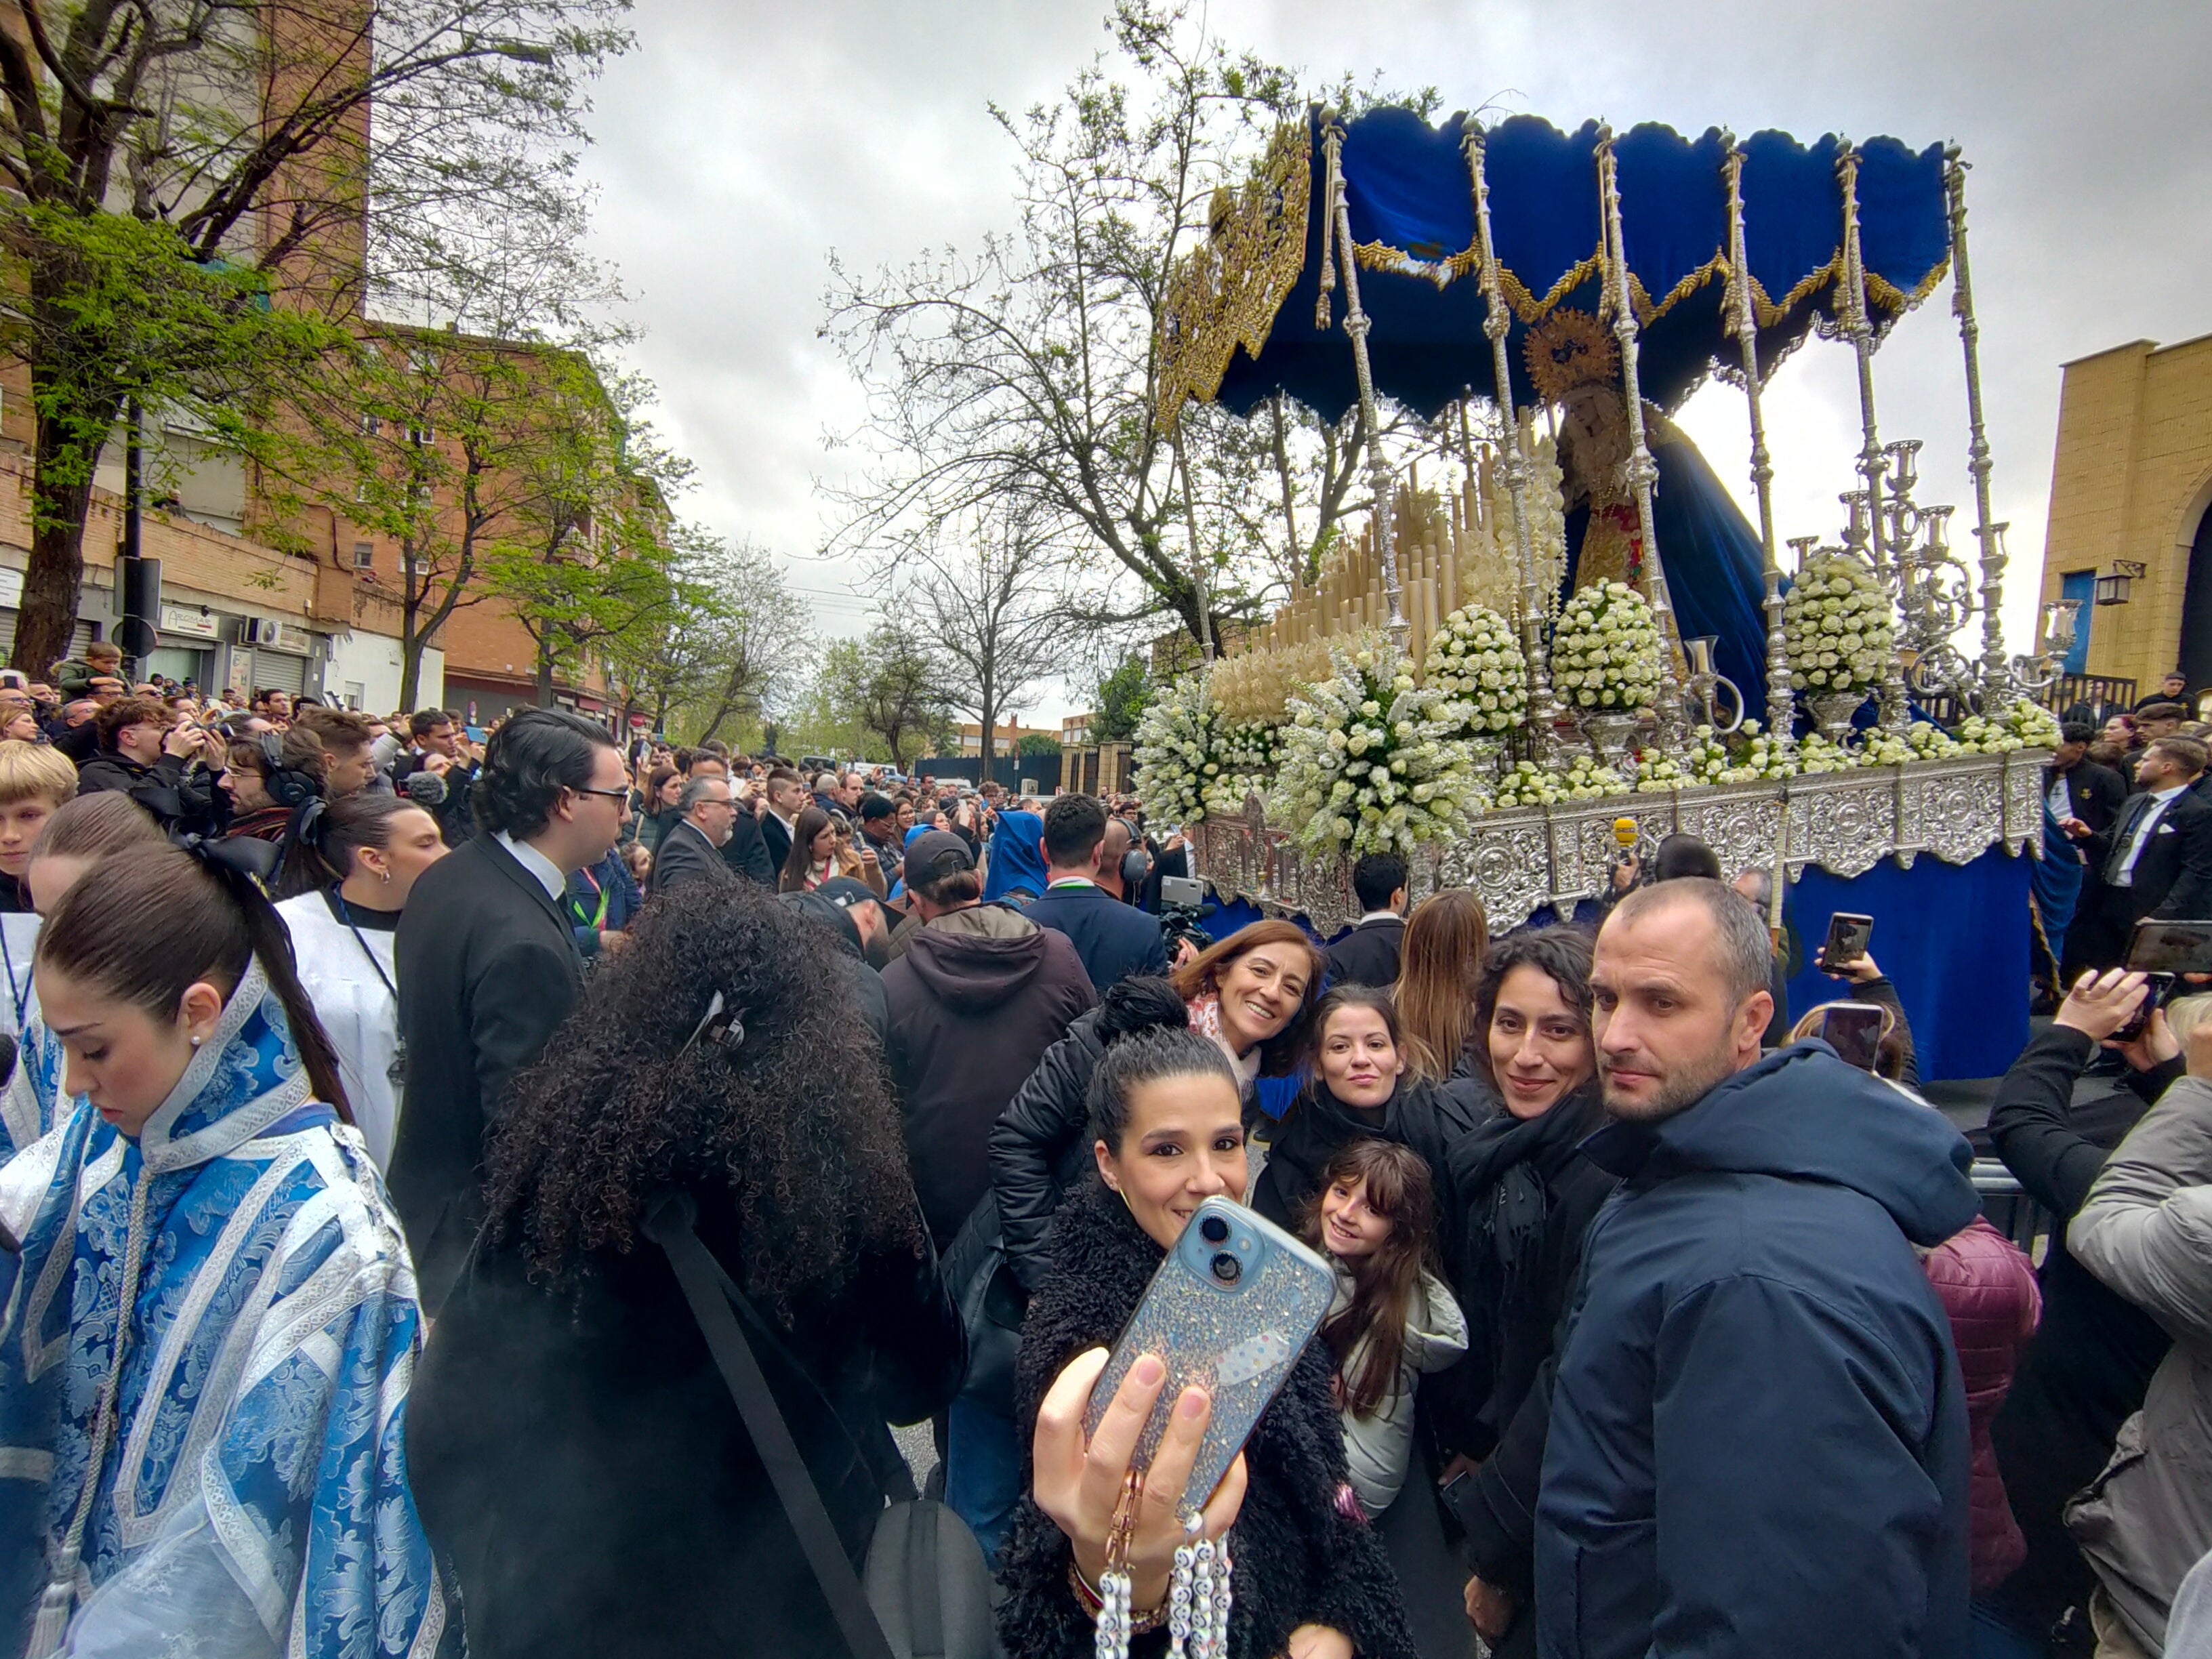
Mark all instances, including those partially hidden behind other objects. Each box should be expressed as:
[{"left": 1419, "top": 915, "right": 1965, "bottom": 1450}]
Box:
[{"left": 0, "top": 654, "right": 2206, "bottom": 1659}]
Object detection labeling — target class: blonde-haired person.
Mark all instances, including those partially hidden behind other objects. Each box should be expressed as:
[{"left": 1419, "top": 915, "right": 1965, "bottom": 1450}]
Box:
[
  {"left": 1392, "top": 886, "right": 1490, "bottom": 1082},
  {"left": 0, "top": 739, "right": 78, "bottom": 915}
]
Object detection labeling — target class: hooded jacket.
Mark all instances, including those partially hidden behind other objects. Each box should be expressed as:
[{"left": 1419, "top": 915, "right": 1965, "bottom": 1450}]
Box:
[
  {"left": 1332, "top": 1264, "right": 1469, "bottom": 1517},
  {"left": 882, "top": 902, "right": 1093, "bottom": 1246},
  {"left": 1535, "top": 1044, "right": 1980, "bottom": 1659},
  {"left": 996, "top": 1178, "right": 1416, "bottom": 1659}
]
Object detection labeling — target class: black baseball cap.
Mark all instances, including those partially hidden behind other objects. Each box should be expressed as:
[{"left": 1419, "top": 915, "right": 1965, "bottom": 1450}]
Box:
[
  {"left": 816, "top": 876, "right": 883, "bottom": 911},
  {"left": 903, "top": 830, "right": 975, "bottom": 882}
]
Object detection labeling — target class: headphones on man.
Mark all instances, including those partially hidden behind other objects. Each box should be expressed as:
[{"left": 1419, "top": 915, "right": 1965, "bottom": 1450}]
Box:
[{"left": 257, "top": 732, "right": 321, "bottom": 811}]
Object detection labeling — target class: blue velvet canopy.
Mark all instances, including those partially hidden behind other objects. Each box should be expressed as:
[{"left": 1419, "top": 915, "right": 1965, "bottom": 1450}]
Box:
[{"left": 1164, "top": 108, "right": 1952, "bottom": 425}]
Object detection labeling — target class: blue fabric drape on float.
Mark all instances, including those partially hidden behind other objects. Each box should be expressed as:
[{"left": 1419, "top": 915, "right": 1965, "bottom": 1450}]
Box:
[
  {"left": 1784, "top": 846, "right": 2030, "bottom": 1083},
  {"left": 1561, "top": 429, "right": 1777, "bottom": 730},
  {"left": 1209, "top": 109, "right": 1950, "bottom": 424},
  {"left": 2031, "top": 806, "right": 2085, "bottom": 941}
]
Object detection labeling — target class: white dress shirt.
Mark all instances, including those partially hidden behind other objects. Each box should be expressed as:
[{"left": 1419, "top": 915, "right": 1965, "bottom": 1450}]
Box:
[
  {"left": 2112, "top": 784, "right": 2188, "bottom": 888},
  {"left": 495, "top": 830, "right": 568, "bottom": 900}
]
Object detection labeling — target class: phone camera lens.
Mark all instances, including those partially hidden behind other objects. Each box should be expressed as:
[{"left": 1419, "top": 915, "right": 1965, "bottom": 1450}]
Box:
[
  {"left": 1199, "top": 1214, "right": 1230, "bottom": 1244},
  {"left": 1210, "top": 1251, "right": 1242, "bottom": 1285}
]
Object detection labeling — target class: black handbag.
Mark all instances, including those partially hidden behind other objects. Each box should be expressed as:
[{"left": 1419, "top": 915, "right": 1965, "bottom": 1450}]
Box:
[{"left": 643, "top": 1193, "right": 1002, "bottom": 1659}]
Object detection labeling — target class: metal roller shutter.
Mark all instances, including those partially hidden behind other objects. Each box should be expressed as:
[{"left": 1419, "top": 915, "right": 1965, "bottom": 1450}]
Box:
[{"left": 250, "top": 649, "right": 306, "bottom": 698}]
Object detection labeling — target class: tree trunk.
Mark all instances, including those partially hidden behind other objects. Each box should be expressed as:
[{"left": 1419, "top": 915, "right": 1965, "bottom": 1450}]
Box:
[
  {"left": 398, "top": 609, "right": 424, "bottom": 711},
  {"left": 535, "top": 637, "right": 556, "bottom": 708},
  {"left": 10, "top": 371, "right": 117, "bottom": 676}
]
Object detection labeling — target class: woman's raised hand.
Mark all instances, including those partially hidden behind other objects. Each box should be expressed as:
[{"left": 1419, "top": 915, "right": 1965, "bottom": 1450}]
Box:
[{"left": 1032, "top": 1347, "right": 1247, "bottom": 1617}]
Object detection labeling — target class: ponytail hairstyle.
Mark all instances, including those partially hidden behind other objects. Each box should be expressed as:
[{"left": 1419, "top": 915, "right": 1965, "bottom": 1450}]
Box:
[
  {"left": 287, "top": 792, "right": 416, "bottom": 890},
  {"left": 1086, "top": 1023, "right": 1240, "bottom": 1155},
  {"left": 36, "top": 842, "right": 353, "bottom": 1120},
  {"left": 28, "top": 792, "right": 166, "bottom": 867},
  {"left": 1302, "top": 1137, "right": 1436, "bottom": 1418}
]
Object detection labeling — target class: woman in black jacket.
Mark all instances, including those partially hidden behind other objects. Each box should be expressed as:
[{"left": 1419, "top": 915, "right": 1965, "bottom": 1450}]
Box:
[
  {"left": 406, "top": 880, "right": 964, "bottom": 1658},
  {"left": 1000, "top": 1021, "right": 1414, "bottom": 1659},
  {"left": 1982, "top": 967, "right": 2181, "bottom": 1652},
  {"left": 1443, "top": 926, "right": 1612, "bottom": 1659},
  {"left": 990, "top": 920, "right": 1325, "bottom": 1292}
]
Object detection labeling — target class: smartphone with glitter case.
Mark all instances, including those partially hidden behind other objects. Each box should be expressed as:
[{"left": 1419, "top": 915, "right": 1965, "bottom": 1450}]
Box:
[{"left": 1084, "top": 1195, "right": 1335, "bottom": 1512}]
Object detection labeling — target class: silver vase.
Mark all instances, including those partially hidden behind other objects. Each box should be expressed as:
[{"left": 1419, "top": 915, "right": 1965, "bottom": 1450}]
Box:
[
  {"left": 1580, "top": 712, "right": 1639, "bottom": 769},
  {"left": 1807, "top": 690, "right": 1870, "bottom": 744}
]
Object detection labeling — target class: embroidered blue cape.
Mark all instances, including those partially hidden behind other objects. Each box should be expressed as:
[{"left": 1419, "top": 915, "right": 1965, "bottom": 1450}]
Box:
[{"left": 0, "top": 962, "right": 448, "bottom": 1657}]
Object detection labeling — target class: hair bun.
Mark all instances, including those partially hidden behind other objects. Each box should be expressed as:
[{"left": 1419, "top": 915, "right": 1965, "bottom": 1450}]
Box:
[{"left": 1097, "top": 976, "right": 1190, "bottom": 1046}]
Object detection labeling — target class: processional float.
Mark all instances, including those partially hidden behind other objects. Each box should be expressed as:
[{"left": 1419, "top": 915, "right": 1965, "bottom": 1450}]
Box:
[{"left": 1152, "top": 108, "right": 2066, "bottom": 938}]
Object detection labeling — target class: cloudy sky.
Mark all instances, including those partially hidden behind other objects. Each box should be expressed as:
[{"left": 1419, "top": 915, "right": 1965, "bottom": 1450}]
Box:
[{"left": 576, "top": 0, "right": 2212, "bottom": 720}]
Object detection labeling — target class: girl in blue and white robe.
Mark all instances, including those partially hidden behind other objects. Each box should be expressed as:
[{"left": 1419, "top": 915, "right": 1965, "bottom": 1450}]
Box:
[{"left": 0, "top": 958, "right": 449, "bottom": 1657}]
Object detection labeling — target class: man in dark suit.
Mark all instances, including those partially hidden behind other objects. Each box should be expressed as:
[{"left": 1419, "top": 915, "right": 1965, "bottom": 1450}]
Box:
[
  {"left": 388, "top": 708, "right": 629, "bottom": 1314},
  {"left": 1325, "top": 853, "right": 1409, "bottom": 987},
  {"left": 652, "top": 775, "right": 741, "bottom": 895},
  {"left": 680, "top": 756, "right": 773, "bottom": 885},
  {"left": 2068, "top": 735, "right": 2212, "bottom": 971},
  {"left": 1027, "top": 793, "right": 1166, "bottom": 991},
  {"left": 2051, "top": 720, "right": 2131, "bottom": 985},
  {"left": 391, "top": 710, "right": 480, "bottom": 846},
  {"left": 757, "top": 764, "right": 807, "bottom": 872}
]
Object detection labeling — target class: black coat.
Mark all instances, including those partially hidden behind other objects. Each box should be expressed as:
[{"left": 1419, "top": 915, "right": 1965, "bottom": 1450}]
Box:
[
  {"left": 389, "top": 833, "right": 584, "bottom": 1315},
  {"left": 1984, "top": 1024, "right": 2176, "bottom": 1638},
  {"left": 988, "top": 1006, "right": 1113, "bottom": 1292},
  {"left": 407, "top": 1188, "right": 964, "bottom": 1658},
  {"left": 393, "top": 751, "right": 479, "bottom": 845},
  {"left": 2089, "top": 787, "right": 2212, "bottom": 922},
  {"left": 1441, "top": 1084, "right": 1616, "bottom": 1603},
  {"left": 2053, "top": 758, "right": 2129, "bottom": 840},
  {"left": 719, "top": 806, "right": 776, "bottom": 886},
  {"left": 760, "top": 810, "right": 796, "bottom": 874},
  {"left": 1323, "top": 915, "right": 1406, "bottom": 989},
  {"left": 997, "top": 1179, "right": 1416, "bottom": 1659},
  {"left": 882, "top": 910, "right": 1094, "bottom": 1247},
  {"left": 651, "top": 817, "right": 737, "bottom": 896},
  {"left": 74, "top": 750, "right": 217, "bottom": 834},
  {"left": 1246, "top": 1072, "right": 1481, "bottom": 1258},
  {"left": 1025, "top": 882, "right": 1166, "bottom": 991}
]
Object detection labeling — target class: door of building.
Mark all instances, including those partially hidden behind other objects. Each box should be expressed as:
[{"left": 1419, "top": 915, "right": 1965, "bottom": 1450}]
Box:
[
  {"left": 2182, "top": 507, "right": 2212, "bottom": 695},
  {"left": 2059, "top": 570, "right": 2095, "bottom": 676}
]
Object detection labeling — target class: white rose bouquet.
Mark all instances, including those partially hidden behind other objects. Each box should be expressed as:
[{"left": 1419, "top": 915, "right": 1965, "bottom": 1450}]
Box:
[
  {"left": 1132, "top": 674, "right": 1220, "bottom": 825},
  {"left": 1784, "top": 554, "right": 1894, "bottom": 697},
  {"left": 1422, "top": 604, "right": 1528, "bottom": 735},
  {"left": 1206, "top": 718, "right": 1279, "bottom": 816},
  {"left": 1274, "top": 644, "right": 1485, "bottom": 855},
  {"left": 1684, "top": 718, "right": 1800, "bottom": 784},
  {"left": 1552, "top": 580, "right": 1663, "bottom": 711}
]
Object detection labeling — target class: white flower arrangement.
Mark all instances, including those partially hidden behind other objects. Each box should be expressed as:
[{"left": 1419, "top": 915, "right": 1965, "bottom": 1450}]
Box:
[
  {"left": 1551, "top": 581, "right": 1664, "bottom": 711},
  {"left": 1422, "top": 604, "right": 1528, "bottom": 735},
  {"left": 1683, "top": 718, "right": 1800, "bottom": 785},
  {"left": 1783, "top": 554, "right": 1894, "bottom": 697},
  {"left": 1273, "top": 644, "right": 1486, "bottom": 855},
  {"left": 1133, "top": 674, "right": 1227, "bottom": 825},
  {"left": 1206, "top": 718, "right": 1279, "bottom": 816}
]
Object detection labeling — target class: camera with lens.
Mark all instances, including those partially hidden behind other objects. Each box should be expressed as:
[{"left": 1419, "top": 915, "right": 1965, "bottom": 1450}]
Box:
[{"left": 1158, "top": 872, "right": 1213, "bottom": 961}]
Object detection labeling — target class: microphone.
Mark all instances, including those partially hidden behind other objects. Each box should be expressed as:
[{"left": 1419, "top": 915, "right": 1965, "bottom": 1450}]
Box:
[
  {"left": 403, "top": 769, "right": 447, "bottom": 808},
  {"left": 1613, "top": 817, "right": 1640, "bottom": 850}
]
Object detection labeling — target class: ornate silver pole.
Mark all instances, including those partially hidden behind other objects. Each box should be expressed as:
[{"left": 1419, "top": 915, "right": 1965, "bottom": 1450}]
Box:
[
  {"left": 1597, "top": 131, "right": 1686, "bottom": 754},
  {"left": 1321, "top": 114, "right": 1408, "bottom": 657},
  {"left": 1837, "top": 144, "right": 1910, "bottom": 731},
  {"left": 1463, "top": 119, "right": 1561, "bottom": 760},
  {"left": 1945, "top": 150, "right": 2011, "bottom": 715},
  {"left": 1723, "top": 138, "right": 1795, "bottom": 754}
]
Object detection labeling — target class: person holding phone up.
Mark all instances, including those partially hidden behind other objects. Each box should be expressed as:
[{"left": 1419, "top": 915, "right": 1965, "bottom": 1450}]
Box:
[{"left": 1003, "top": 1023, "right": 1414, "bottom": 1659}]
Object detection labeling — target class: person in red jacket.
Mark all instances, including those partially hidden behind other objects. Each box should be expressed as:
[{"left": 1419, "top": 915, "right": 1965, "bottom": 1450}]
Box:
[{"left": 1921, "top": 1217, "right": 2043, "bottom": 1595}]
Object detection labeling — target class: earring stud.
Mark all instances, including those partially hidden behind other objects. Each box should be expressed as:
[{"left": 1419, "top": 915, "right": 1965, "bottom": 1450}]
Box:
[{"left": 190, "top": 1036, "right": 202, "bottom": 1048}]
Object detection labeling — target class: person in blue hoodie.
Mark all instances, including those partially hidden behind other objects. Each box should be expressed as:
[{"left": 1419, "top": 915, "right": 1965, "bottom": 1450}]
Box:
[{"left": 1536, "top": 878, "right": 1979, "bottom": 1659}]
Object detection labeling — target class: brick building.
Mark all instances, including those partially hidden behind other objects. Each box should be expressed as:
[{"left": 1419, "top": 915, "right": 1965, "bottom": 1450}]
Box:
[{"left": 2036, "top": 333, "right": 2212, "bottom": 697}]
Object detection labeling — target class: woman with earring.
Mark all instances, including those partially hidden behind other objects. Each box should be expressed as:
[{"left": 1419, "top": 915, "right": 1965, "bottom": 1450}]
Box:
[
  {"left": 276, "top": 793, "right": 451, "bottom": 1168},
  {"left": 0, "top": 842, "right": 445, "bottom": 1655},
  {"left": 1000, "top": 1023, "right": 1414, "bottom": 1659}
]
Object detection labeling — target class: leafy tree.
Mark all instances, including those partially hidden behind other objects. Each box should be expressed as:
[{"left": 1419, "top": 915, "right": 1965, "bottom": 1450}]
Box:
[
  {"left": 0, "top": 0, "right": 631, "bottom": 674},
  {"left": 825, "top": 623, "right": 955, "bottom": 769},
  {"left": 1016, "top": 733, "right": 1063, "bottom": 759},
  {"left": 1090, "top": 655, "right": 1153, "bottom": 743}
]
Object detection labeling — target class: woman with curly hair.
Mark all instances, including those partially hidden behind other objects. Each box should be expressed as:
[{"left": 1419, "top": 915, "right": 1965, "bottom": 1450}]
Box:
[{"left": 405, "top": 879, "right": 964, "bottom": 1658}]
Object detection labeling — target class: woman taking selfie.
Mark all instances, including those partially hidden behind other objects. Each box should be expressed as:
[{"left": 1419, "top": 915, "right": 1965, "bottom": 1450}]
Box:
[
  {"left": 276, "top": 793, "right": 452, "bottom": 1168},
  {"left": 778, "top": 804, "right": 887, "bottom": 897},
  {"left": 1000, "top": 1023, "right": 1414, "bottom": 1659},
  {"left": 991, "top": 921, "right": 1325, "bottom": 1291},
  {"left": 1443, "top": 927, "right": 1612, "bottom": 1659},
  {"left": 0, "top": 843, "right": 443, "bottom": 1654},
  {"left": 406, "top": 881, "right": 960, "bottom": 1656},
  {"left": 1246, "top": 985, "right": 1477, "bottom": 1240},
  {"left": 0, "top": 794, "right": 167, "bottom": 1162}
]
